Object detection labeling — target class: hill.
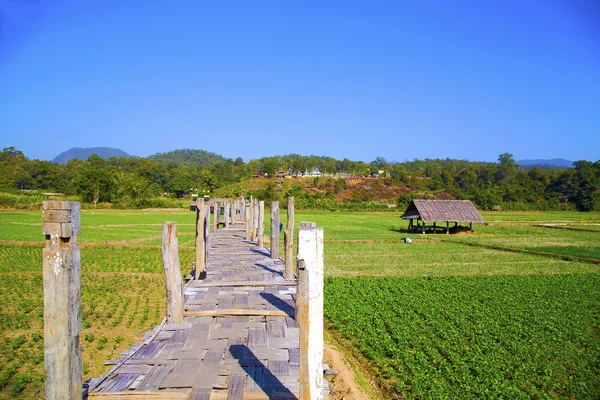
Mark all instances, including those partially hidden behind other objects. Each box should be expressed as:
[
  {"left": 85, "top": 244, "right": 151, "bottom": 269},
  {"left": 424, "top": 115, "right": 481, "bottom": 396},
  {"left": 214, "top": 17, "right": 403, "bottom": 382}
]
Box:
[
  {"left": 148, "top": 149, "right": 228, "bottom": 165},
  {"left": 52, "top": 147, "right": 130, "bottom": 164},
  {"left": 516, "top": 158, "right": 573, "bottom": 169}
]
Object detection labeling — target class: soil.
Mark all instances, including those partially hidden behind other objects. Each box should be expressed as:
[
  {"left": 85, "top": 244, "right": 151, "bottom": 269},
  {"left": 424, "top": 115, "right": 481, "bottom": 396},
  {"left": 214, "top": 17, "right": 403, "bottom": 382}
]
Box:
[{"left": 324, "top": 342, "right": 371, "bottom": 400}]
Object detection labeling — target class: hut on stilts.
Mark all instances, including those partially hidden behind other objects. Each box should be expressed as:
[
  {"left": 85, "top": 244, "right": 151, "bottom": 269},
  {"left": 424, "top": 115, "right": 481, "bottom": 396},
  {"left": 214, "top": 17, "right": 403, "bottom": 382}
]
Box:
[{"left": 401, "top": 199, "right": 484, "bottom": 234}]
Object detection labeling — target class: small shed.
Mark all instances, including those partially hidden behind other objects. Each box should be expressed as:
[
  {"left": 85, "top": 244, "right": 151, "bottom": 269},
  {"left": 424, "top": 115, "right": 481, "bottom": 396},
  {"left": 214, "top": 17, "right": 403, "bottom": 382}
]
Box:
[{"left": 400, "top": 199, "right": 484, "bottom": 234}]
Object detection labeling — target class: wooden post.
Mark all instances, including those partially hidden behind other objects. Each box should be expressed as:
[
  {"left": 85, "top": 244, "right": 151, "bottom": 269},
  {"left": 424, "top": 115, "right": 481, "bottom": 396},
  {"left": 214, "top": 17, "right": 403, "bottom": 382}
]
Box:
[
  {"left": 284, "top": 196, "right": 295, "bottom": 279},
  {"left": 204, "top": 202, "right": 210, "bottom": 267},
  {"left": 195, "top": 201, "right": 207, "bottom": 280},
  {"left": 433, "top": 222, "right": 436, "bottom": 234},
  {"left": 296, "top": 224, "right": 324, "bottom": 400},
  {"left": 212, "top": 201, "right": 218, "bottom": 232},
  {"left": 253, "top": 200, "right": 259, "bottom": 242},
  {"left": 245, "top": 204, "right": 251, "bottom": 240},
  {"left": 162, "top": 222, "right": 184, "bottom": 324},
  {"left": 231, "top": 200, "right": 236, "bottom": 223},
  {"left": 258, "top": 201, "right": 265, "bottom": 247},
  {"left": 225, "top": 200, "right": 230, "bottom": 228},
  {"left": 270, "top": 201, "right": 280, "bottom": 259},
  {"left": 43, "top": 201, "right": 82, "bottom": 400},
  {"left": 446, "top": 221, "right": 449, "bottom": 234}
]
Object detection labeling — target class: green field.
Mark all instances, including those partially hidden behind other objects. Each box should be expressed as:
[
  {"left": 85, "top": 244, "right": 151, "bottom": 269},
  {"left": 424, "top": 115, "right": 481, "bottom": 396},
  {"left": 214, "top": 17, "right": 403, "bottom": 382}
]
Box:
[{"left": 0, "top": 208, "right": 599, "bottom": 398}]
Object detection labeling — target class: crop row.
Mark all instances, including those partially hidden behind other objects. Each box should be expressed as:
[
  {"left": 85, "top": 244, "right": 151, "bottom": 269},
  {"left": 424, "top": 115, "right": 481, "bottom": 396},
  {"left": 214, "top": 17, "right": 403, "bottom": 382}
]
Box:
[
  {"left": 0, "top": 244, "right": 194, "bottom": 275},
  {"left": 324, "top": 274, "right": 600, "bottom": 399}
]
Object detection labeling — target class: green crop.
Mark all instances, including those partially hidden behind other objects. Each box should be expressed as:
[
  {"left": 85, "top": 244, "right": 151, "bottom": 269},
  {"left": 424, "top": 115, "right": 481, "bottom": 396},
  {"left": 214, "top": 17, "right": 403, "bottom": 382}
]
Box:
[{"left": 325, "top": 275, "right": 600, "bottom": 399}]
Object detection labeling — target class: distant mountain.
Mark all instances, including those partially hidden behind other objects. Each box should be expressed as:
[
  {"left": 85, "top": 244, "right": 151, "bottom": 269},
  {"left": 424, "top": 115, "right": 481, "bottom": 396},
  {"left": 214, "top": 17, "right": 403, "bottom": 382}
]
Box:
[
  {"left": 148, "top": 149, "right": 228, "bottom": 165},
  {"left": 516, "top": 158, "right": 574, "bottom": 169},
  {"left": 52, "top": 147, "right": 130, "bottom": 164}
]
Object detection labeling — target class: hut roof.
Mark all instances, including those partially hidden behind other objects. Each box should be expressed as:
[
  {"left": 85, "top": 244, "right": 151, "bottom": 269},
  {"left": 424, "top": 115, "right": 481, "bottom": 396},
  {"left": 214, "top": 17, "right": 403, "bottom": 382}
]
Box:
[{"left": 400, "top": 200, "right": 484, "bottom": 224}]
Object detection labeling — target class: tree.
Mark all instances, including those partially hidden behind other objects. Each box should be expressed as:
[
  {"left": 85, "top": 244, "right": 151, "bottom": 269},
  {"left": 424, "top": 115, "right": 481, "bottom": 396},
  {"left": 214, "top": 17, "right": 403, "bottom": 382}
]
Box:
[
  {"left": 568, "top": 161, "right": 599, "bottom": 211},
  {"left": 73, "top": 155, "right": 114, "bottom": 205},
  {"left": 496, "top": 152, "right": 517, "bottom": 183}
]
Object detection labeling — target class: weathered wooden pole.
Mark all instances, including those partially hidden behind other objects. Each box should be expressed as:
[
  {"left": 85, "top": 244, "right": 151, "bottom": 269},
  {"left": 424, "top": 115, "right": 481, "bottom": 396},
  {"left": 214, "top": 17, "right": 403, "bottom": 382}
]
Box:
[
  {"left": 270, "top": 201, "right": 280, "bottom": 259},
  {"left": 257, "top": 201, "right": 265, "bottom": 247},
  {"left": 162, "top": 222, "right": 184, "bottom": 324},
  {"left": 195, "top": 201, "right": 207, "bottom": 280},
  {"left": 284, "top": 196, "right": 295, "bottom": 279},
  {"left": 245, "top": 203, "right": 252, "bottom": 240},
  {"left": 296, "top": 224, "right": 324, "bottom": 400},
  {"left": 43, "top": 201, "right": 82, "bottom": 400},
  {"left": 241, "top": 197, "right": 246, "bottom": 221},
  {"left": 225, "top": 199, "right": 230, "bottom": 228},
  {"left": 212, "top": 201, "right": 219, "bottom": 232},
  {"left": 253, "top": 200, "right": 259, "bottom": 242},
  {"left": 204, "top": 203, "right": 210, "bottom": 263}
]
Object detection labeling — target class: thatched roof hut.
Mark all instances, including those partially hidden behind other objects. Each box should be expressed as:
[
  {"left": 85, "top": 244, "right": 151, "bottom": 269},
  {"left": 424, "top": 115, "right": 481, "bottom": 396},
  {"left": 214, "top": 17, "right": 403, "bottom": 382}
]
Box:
[{"left": 401, "top": 200, "right": 484, "bottom": 233}]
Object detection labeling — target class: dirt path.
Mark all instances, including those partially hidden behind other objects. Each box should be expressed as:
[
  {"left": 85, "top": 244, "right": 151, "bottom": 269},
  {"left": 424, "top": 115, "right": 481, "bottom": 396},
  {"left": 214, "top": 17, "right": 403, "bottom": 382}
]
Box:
[{"left": 324, "top": 341, "right": 371, "bottom": 400}]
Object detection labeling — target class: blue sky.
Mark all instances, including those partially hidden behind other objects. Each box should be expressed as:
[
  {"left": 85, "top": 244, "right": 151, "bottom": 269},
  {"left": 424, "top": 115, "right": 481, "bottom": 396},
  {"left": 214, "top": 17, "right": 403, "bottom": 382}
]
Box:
[{"left": 1, "top": 0, "right": 599, "bottom": 163}]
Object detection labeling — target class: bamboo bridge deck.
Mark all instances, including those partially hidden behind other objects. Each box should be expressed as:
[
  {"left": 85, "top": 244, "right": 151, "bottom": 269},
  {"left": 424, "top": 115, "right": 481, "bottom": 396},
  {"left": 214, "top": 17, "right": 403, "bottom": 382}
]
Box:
[{"left": 87, "top": 223, "right": 329, "bottom": 399}]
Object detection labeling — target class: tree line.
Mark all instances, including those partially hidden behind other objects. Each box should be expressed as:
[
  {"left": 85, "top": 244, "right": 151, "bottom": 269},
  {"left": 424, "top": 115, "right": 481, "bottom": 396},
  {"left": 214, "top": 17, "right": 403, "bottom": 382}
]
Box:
[{"left": 1, "top": 147, "right": 598, "bottom": 211}]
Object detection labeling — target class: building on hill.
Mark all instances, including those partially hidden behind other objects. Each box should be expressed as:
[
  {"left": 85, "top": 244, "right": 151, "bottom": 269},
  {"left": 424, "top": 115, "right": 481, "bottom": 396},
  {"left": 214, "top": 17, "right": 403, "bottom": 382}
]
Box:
[
  {"left": 400, "top": 199, "right": 484, "bottom": 234},
  {"left": 310, "top": 167, "right": 322, "bottom": 177}
]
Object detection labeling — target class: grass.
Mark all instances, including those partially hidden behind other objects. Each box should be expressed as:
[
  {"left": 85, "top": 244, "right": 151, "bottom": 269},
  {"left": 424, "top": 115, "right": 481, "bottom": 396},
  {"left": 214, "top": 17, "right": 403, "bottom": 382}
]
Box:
[{"left": 0, "top": 208, "right": 598, "bottom": 398}]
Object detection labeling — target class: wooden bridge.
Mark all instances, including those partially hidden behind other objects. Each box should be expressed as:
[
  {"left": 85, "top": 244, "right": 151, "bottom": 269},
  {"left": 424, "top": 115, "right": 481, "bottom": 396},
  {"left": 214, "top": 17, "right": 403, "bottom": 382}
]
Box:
[{"left": 41, "top": 198, "right": 326, "bottom": 400}]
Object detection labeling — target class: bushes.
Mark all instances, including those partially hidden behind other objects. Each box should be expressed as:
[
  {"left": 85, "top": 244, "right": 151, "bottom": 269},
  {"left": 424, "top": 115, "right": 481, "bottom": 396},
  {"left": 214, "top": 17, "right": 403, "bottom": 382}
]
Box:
[{"left": 0, "top": 192, "right": 46, "bottom": 209}]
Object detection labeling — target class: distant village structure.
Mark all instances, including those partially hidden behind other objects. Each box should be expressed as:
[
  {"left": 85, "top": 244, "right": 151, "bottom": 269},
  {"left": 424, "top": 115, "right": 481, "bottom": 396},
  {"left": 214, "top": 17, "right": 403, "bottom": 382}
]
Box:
[
  {"left": 401, "top": 199, "right": 484, "bottom": 234},
  {"left": 252, "top": 167, "right": 355, "bottom": 179}
]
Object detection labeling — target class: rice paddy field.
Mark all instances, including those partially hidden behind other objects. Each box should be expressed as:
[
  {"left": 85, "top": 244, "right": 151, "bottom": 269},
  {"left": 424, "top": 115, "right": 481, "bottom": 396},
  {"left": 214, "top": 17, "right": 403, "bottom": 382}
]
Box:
[{"left": 0, "top": 208, "right": 599, "bottom": 398}]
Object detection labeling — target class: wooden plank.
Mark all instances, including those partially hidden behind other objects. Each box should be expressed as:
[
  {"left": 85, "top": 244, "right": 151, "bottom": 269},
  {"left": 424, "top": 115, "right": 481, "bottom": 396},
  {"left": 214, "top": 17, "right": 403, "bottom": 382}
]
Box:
[
  {"left": 203, "top": 349, "right": 225, "bottom": 365},
  {"left": 288, "top": 348, "right": 300, "bottom": 367},
  {"left": 168, "top": 349, "right": 208, "bottom": 359},
  {"left": 185, "top": 309, "right": 292, "bottom": 317},
  {"left": 159, "top": 360, "right": 202, "bottom": 388},
  {"left": 189, "top": 280, "right": 296, "bottom": 288},
  {"left": 163, "top": 324, "right": 192, "bottom": 331},
  {"left": 125, "top": 359, "right": 176, "bottom": 366},
  {"left": 266, "top": 321, "right": 286, "bottom": 339},
  {"left": 209, "top": 390, "right": 301, "bottom": 399},
  {"left": 189, "top": 388, "right": 212, "bottom": 400},
  {"left": 114, "top": 364, "right": 153, "bottom": 375},
  {"left": 88, "top": 388, "right": 191, "bottom": 399},
  {"left": 247, "top": 328, "right": 267, "bottom": 348},
  {"left": 42, "top": 200, "right": 81, "bottom": 400},
  {"left": 268, "top": 360, "right": 289, "bottom": 376},
  {"left": 226, "top": 375, "right": 245, "bottom": 400},
  {"left": 162, "top": 222, "right": 184, "bottom": 324}
]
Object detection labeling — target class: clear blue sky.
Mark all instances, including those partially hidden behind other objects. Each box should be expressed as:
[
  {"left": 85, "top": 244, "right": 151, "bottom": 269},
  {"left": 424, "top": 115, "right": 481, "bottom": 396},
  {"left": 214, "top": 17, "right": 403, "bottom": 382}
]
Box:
[{"left": 1, "top": 0, "right": 599, "bottom": 163}]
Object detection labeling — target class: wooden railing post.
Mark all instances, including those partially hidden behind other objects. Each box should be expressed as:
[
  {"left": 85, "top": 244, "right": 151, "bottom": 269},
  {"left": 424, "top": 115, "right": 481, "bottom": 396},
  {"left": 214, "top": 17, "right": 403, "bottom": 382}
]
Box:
[
  {"left": 258, "top": 201, "right": 265, "bottom": 247},
  {"left": 284, "top": 196, "right": 295, "bottom": 279},
  {"left": 253, "top": 200, "right": 259, "bottom": 242},
  {"left": 225, "top": 199, "right": 230, "bottom": 228},
  {"left": 43, "top": 201, "right": 82, "bottom": 400},
  {"left": 215, "top": 201, "right": 221, "bottom": 232},
  {"left": 162, "top": 222, "right": 184, "bottom": 324},
  {"left": 270, "top": 201, "right": 280, "bottom": 259},
  {"left": 241, "top": 198, "right": 246, "bottom": 221},
  {"left": 296, "top": 224, "right": 324, "bottom": 400},
  {"left": 195, "top": 201, "right": 207, "bottom": 280},
  {"left": 204, "top": 203, "right": 210, "bottom": 263},
  {"left": 245, "top": 203, "right": 252, "bottom": 240}
]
